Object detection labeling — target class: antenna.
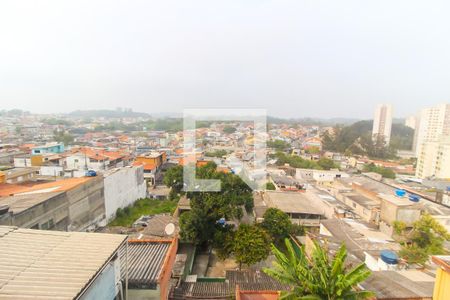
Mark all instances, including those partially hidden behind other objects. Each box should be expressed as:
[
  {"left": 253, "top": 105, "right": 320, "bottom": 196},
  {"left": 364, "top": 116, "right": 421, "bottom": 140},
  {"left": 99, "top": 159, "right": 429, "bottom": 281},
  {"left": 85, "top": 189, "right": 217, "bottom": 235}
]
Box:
[{"left": 164, "top": 223, "right": 175, "bottom": 236}]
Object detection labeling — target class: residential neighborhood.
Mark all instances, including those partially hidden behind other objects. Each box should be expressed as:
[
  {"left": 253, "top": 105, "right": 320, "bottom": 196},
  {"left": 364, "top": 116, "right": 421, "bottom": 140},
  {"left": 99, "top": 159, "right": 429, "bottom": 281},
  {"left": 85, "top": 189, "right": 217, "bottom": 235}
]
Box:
[{"left": 0, "top": 102, "right": 449, "bottom": 299}]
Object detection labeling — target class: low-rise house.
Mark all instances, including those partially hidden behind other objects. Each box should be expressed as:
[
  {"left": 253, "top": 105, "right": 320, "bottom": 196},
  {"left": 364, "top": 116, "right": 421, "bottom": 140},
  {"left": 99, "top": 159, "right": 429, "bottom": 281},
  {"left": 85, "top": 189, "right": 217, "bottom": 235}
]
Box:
[
  {"left": 254, "top": 191, "right": 324, "bottom": 226},
  {"left": 0, "top": 176, "right": 105, "bottom": 231},
  {"left": 432, "top": 256, "right": 450, "bottom": 300},
  {"left": 125, "top": 238, "right": 178, "bottom": 300},
  {"left": 31, "top": 142, "right": 64, "bottom": 155},
  {"left": 1, "top": 167, "right": 38, "bottom": 184},
  {"left": 0, "top": 226, "right": 127, "bottom": 299},
  {"left": 296, "top": 168, "right": 349, "bottom": 186},
  {"left": 334, "top": 191, "right": 380, "bottom": 224}
]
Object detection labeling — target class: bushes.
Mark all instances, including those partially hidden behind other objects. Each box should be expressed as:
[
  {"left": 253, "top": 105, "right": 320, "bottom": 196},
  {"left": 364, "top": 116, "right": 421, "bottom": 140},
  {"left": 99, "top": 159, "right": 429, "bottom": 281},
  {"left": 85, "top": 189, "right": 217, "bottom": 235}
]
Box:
[
  {"left": 109, "top": 198, "right": 177, "bottom": 227},
  {"left": 363, "top": 163, "right": 395, "bottom": 179}
]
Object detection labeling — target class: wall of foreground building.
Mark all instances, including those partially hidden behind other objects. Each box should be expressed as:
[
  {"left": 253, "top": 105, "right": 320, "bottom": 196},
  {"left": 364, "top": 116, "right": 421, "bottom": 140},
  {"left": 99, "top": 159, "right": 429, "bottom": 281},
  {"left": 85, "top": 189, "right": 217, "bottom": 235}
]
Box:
[{"left": 104, "top": 166, "right": 146, "bottom": 223}]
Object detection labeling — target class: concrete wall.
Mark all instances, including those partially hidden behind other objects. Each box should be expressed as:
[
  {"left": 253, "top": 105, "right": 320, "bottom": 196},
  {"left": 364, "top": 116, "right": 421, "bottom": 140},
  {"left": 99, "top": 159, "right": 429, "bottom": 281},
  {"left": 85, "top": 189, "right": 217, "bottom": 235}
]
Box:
[
  {"left": 104, "top": 166, "right": 146, "bottom": 222},
  {"left": 0, "top": 192, "right": 69, "bottom": 230},
  {"left": 40, "top": 165, "right": 64, "bottom": 177},
  {"left": 66, "top": 176, "right": 105, "bottom": 231},
  {"left": 13, "top": 157, "right": 31, "bottom": 168}
]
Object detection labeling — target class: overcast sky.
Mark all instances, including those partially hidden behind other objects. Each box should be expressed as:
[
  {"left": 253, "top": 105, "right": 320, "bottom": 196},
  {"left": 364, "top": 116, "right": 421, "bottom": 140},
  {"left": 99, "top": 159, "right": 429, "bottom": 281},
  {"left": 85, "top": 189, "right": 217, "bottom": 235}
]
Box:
[{"left": 1, "top": 1, "right": 449, "bottom": 119}]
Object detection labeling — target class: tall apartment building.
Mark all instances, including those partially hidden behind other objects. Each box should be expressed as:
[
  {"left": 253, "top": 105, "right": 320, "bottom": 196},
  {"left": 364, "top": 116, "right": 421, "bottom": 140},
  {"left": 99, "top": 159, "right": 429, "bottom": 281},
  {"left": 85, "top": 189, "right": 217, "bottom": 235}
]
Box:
[
  {"left": 372, "top": 104, "right": 393, "bottom": 145},
  {"left": 416, "top": 137, "right": 450, "bottom": 179},
  {"left": 404, "top": 115, "right": 416, "bottom": 129},
  {"left": 414, "top": 103, "right": 450, "bottom": 156},
  {"left": 415, "top": 103, "right": 450, "bottom": 179}
]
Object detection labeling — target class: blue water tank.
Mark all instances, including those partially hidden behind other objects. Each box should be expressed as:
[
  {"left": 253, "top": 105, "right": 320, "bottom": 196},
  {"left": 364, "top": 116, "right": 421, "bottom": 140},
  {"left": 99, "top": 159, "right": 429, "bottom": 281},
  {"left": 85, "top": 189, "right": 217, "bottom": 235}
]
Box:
[
  {"left": 408, "top": 194, "right": 420, "bottom": 202},
  {"left": 446, "top": 186, "right": 450, "bottom": 192},
  {"left": 217, "top": 218, "right": 226, "bottom": 226},
  {"left": 380, "top": 250, "right": 398, "bottom": 265},
  {"left": 395, "top": 189, "right": 406, "bottom": 197}
]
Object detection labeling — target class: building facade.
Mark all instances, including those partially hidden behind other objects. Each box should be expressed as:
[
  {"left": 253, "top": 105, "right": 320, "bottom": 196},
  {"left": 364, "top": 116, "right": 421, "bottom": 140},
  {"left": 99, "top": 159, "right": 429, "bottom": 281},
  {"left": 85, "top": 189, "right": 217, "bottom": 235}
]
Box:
[
  {"left": 414, "top": 103, "right": 450, "bottom": 156},
  {"left": 372, "top": 104, "right": 393, "bottom": 145}
]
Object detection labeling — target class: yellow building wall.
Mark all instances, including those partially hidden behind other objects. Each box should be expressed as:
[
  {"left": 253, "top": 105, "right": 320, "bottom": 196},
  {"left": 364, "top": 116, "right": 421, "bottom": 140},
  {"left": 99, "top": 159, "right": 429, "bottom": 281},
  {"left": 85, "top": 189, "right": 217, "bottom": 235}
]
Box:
[
  {"left": 135, "top": 155, "right": 163, "bottom": 168},
  {"left": 0, "top": 172, "right": 5, "bottom": 184},
  {"left": 433, "top": 268, "right": 450, "bottom": 300},
  {"left": 31, "top": 155, "right": 43, "bottom": 166}
]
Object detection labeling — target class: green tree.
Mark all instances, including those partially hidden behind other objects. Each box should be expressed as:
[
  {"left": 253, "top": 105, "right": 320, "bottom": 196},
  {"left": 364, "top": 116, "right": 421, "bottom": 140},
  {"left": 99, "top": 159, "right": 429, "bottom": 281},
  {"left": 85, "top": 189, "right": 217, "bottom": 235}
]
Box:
[
  {"left": 204, "top": 149, "right": 228, "bottom": 157},
  {"left": 179, "top": 163, "right": 253, "bottom": 246},
  {"left": 234, "top": 224, "right": 271, "bottom": 269},
  {"left": 53, "top": 130, "right": 74, "bottom": 146},
  {"left": 363, "top": 163, "right": 395, "bottom": 179},
  {"left": 213, "top": 226, "right": 235, "bottom": 260},
  {"left": 395, "top": 214, "right": 450, "bottom": 264},
  {"left": 163, "top": 165, "right": 184, "bottom": 194},
  {"left": 266, "top": 182, "right": 276, "bottom": 190},
  {"left": 320, "top": 120, "right": 410, "bottom": 159},
  {"left": 264, "top": 239, "right": 374, "bottom": 300},
  {"left": 317, "top": 158, "right": 338, "bottom": 170},
  {"left": 268, "top": 140, "right": 291, "bottom": 151},
  {"left": 223, "top": 126, "right": 237, "bottom": 134},
  {"left": 261, "top": 208, "right": 292, "bottom": 244}
]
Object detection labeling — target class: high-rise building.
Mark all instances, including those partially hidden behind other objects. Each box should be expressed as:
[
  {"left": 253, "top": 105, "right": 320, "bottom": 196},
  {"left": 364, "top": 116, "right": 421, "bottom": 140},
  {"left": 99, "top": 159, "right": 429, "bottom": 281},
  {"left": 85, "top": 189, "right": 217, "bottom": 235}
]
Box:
[
  {"left": 372, "top": 104, "right": 393, "bottom": 145},
  {"left": 416, "top": 137, "right": 450, "bottom": 179},
  {"left": 404, "top": 115, "right": 416, "bottom": 129},
  {"left": 414, "top": 103, "right": 450, "bottom": 156}
]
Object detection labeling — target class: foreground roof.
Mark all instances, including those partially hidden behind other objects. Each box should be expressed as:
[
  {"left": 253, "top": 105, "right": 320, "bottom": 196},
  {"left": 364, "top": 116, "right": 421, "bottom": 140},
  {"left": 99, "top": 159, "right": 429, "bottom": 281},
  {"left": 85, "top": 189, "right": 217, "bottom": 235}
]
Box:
[
  {"left": 0, "top": 226, "right": 127, "bottom": 299},
  {"left": 121, "top": 239, "right": 173, "bottom": 289}
]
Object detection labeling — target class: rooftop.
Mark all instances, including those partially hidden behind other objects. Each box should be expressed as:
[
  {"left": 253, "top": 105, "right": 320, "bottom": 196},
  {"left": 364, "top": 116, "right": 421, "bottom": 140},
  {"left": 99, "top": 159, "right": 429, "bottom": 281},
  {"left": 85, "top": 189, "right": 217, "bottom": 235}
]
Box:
[
  {"left": 0, "top": 177, "right": 95, "bottom": 197},
  {"left": 0, "top": 226, "right": 126, "bottom": 299},
  {"left": 122, "top": 240, "right": 172, "bottom": 289},
  {"left": 360, "top": 270, "right": 434, "bottom": 299},
  {"left": 262, "top": 191, "right": 323, "bottom": 215}
]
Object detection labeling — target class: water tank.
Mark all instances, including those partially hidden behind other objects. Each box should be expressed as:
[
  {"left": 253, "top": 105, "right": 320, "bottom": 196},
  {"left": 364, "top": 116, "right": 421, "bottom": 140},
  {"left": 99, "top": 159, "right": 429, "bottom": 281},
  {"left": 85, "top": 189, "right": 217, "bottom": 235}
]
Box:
[
  {"left": 380, "top": 250, "right": 398, "bottom": 265},
  {"left": 408, "top": 194, "right": 420, "bottom": 202},
  {"left": 446, "top": 186, "right": 450, "bottom": 192},
  {"left": 395, "top": 189, "right": 406, "bottom": 197}
]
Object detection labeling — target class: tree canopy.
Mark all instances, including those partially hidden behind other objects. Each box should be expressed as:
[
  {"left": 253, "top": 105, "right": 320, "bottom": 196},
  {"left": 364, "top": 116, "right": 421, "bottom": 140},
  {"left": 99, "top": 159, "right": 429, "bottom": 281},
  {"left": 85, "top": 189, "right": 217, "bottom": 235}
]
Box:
[
  {"left": 264, "top": 239, "right": 374, "bottom": 299},
  {"left": 363, "top": 163, "right": 396, "bottom": 179},
  {"left": 275, "top": 152, "right": 338, "bottom": 170},
  {"left": 223, "top": 126, "right": 237, "bottom": 134},
  {"left": 261, "top": 208, "right": 292, "bottom": 244},
  {"left": 204, "top": 149, "right": 228, "bottom": 157},
  {"left": 234, "top": 224, "right": 271, "bottom": 269},
  {"left": 321, "top": 120, "right": 413, "bottom": 159},
  {"left": 265, "top": 182, "right": 276, "bottom": 190},
  {"left": 176, "top": 162, "right": 253, "bottom": 246},
  {"left": 267, "top": 139, "right": 291, "bottom": 150},
  {"left": 394, "top": 213, "right": 450, "bottom": 265}
]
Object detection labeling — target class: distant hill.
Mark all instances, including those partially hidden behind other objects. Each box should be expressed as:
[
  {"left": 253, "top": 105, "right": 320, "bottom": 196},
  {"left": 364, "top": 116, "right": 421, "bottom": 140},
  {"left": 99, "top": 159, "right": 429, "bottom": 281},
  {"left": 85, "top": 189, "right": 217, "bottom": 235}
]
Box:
[
  {"left": 68, "top": 109, "right": 150, "bottom": 118},
  {"left": 268, "top": 116, "right": 360, "bottom": 126}
]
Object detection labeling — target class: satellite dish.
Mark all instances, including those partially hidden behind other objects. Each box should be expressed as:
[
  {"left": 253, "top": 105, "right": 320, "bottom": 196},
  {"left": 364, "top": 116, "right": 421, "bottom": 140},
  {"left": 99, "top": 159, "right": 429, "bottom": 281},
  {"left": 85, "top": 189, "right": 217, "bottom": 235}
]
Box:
[{"left": 165, "top": 223, "right": 175, "bottom": 236}]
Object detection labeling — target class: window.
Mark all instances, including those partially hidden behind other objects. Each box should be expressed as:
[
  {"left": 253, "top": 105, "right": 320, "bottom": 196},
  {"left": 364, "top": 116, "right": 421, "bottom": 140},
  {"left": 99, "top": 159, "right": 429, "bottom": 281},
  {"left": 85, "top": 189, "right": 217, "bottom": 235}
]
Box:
[{"left": 74, "top": 159, "right": 79, "bottom": 163}]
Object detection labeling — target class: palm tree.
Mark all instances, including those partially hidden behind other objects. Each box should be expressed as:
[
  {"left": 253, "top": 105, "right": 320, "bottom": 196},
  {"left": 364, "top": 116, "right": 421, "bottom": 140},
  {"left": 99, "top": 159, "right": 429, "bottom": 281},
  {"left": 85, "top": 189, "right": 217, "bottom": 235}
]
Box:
[{"left": 263, "top": 238, "right": 374, "bottom": 300}]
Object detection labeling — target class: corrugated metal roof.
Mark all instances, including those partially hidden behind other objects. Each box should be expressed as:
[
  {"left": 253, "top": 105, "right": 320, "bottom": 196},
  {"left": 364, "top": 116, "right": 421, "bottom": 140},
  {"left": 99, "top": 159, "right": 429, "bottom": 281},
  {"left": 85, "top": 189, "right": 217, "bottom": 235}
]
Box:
[
  {"left": 121, "top": 241, "right": 170, "bottom": 289},
  {"left": 0, "top": 226, "right": 126, "bottom": 299},
  {"left": 172, "top": 270, "right": 289, "bottom": 298}
]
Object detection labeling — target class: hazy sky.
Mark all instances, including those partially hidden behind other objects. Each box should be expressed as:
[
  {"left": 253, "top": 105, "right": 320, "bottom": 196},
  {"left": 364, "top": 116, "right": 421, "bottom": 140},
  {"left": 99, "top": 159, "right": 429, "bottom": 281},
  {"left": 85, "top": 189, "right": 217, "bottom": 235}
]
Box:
[{"left": 1, "top": 1, "right": 449, "bottom": 118}]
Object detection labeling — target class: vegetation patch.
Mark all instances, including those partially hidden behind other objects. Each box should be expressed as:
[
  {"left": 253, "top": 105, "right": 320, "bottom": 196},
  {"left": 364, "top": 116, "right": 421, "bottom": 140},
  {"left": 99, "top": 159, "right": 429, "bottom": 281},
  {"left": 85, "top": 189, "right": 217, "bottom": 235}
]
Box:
[{"left": 108, "top": 198, "right": 178, "bottom": 227}]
